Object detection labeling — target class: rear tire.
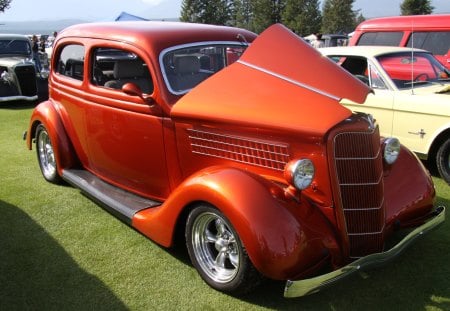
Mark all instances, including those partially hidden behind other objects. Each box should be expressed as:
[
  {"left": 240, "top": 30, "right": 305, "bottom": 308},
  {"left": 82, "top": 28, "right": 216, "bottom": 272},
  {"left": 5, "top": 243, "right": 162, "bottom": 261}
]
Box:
[
  {"left": 35, "top": 124, "right": 62, "bottom": 184},
  {"left": 185, "top": 204, "right": 262, "bottom": 295},
  {"left": 436, "top": 139, "right": 450, "bottom": 185}
]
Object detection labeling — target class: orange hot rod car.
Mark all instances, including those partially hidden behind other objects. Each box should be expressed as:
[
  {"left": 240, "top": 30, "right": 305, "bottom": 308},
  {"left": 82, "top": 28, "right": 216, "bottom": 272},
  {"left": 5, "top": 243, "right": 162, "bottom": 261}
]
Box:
[{"left": 25, "top": 21, "right": 445, "bottom": 297}]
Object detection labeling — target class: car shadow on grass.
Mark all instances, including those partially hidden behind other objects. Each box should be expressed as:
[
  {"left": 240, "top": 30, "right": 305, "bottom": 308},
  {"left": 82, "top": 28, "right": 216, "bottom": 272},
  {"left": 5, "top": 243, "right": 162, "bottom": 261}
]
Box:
[{"left": 0, "top": 199, "right": 128, "bottom": 311}]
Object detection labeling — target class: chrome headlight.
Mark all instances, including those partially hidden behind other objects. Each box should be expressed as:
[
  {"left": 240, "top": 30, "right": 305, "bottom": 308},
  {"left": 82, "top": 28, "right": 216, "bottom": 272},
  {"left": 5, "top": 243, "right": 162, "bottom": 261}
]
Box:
[
  {"left": 383, "top": 137, "right": 400, "bottom": 164},
  {"left": 40, "top": 69, "right": 49, "bottom": 79},
  {"left": 285, "top": 159, "right": 315, "bottom": 190}
]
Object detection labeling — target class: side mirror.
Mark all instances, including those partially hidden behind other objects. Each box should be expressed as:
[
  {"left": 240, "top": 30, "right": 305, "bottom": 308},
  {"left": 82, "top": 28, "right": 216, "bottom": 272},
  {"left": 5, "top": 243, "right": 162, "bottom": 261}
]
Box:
[{"left": 122, "top": 82, "right": 154, "bottom": 103}]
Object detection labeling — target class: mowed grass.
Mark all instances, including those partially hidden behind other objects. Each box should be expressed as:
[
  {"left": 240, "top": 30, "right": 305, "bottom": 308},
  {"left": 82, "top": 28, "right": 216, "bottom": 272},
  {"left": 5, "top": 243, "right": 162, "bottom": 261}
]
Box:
[{"left": 0, "top": 104, "right": 449, "bottom": 311}]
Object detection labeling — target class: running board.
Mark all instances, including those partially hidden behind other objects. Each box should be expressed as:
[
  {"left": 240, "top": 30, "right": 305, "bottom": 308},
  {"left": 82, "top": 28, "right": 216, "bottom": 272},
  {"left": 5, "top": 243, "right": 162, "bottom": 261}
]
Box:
[{"left": 62, "top": 169, "right": 161, "bottom": 225}]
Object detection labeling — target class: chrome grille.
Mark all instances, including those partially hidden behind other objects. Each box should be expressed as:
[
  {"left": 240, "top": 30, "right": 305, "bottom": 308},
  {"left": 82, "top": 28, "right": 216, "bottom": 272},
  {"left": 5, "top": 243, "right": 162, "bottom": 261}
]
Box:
[
  {"left": 188, "top": 129, "right": 289, "bottom": 171},
  {"left": 334, "top": 129, "right": 385, "bottom": 258}
]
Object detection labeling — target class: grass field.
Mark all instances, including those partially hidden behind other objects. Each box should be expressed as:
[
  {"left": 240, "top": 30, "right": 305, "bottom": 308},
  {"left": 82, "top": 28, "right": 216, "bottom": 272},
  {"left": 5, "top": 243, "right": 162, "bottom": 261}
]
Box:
[{"left": 1, "top": 104, "right": 449, "bottom": 311}]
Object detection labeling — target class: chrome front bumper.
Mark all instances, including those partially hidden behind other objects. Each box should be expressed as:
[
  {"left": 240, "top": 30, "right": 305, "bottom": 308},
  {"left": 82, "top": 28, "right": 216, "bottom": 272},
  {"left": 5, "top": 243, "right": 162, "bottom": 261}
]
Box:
[{"left": 284, "top": 205, "right": 445, "bottom": 298}]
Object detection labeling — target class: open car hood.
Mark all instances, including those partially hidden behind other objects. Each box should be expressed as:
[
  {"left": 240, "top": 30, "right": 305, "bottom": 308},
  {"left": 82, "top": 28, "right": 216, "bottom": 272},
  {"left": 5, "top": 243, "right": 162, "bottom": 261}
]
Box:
[{"left": 172, "top": 24, "right": 371, "bottom": 136}]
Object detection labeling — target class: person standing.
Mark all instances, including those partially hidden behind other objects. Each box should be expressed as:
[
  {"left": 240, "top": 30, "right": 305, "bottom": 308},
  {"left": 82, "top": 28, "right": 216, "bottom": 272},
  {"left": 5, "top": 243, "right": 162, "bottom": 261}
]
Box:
[
  {"left": 31, "top": 35, "right": 42, "bottom": 76},
  {"left": 311, "top": 33, "right": 325, "bottom": 49}
]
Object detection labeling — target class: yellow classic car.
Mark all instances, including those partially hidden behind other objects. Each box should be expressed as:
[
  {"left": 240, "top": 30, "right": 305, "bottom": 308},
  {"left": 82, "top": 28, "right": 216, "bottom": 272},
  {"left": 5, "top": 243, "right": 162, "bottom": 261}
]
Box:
[{"left": 321, "top": 46, "right": 450, "bottom": 184}]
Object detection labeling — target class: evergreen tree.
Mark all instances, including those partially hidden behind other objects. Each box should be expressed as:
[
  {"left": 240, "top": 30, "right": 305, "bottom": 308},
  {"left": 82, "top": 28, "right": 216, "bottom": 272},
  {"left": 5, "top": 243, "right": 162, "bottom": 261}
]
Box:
[
  {"left": 180, "top": 0, "right": 199, "bottom": 22},
  {"left": 321, "top": 0, "right": 356, "bottom": 34},
  {"left": 180, "top": 0, "right": 231, "bottom": 25},
  {"left": 400, "top": 0, "right": 434, "bottom": 15},
  {"left": 231, "top": 0, "right": 254, "bottom": 29},
  {"left": 0, "top": 0, "right": 11, "bottom": 12},
  {"left": 281, "top": 0, "right": 321, "bottom": 36},
  {"left": 354, "top": 10, "right": 365, "bottom": 26},
  {"left": 252, "top": 0, "right": 286, "bottom": 33}
]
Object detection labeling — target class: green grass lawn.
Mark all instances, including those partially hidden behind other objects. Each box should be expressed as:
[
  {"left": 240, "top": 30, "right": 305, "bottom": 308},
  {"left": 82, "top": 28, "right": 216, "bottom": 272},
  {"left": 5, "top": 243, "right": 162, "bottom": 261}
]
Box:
[{"left": 1, "top": 104, "right": 449, "bottom": 311}]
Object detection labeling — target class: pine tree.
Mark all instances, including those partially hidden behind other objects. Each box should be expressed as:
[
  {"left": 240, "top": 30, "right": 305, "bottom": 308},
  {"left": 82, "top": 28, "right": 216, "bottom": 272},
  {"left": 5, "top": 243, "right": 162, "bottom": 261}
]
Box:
[
  {"left": 321, "top": 0, "right": 356, "bottom": 34},
  {"left": 400, "top": 0, "right": 434, "bottom": 15},
  {"left": 180, "top": 0, "right": 199, "bottom": 22},
  {"left": 180, "top": 0, "right": 231, "bottom": 25},
  {"left": 281, "top": 0, "right": 321, "bottom": 36},
  {"left": 0, "top": 0, "right": 11, "bottom": 12},
  {"left": 251, "top": 0, "right": 286, "bottom": 33},
  {"left": 354, "top": 10, "right": 365, "bottom": 26},
  {"left": 231, "top": 0, "right": 254, "bottom": 29}
]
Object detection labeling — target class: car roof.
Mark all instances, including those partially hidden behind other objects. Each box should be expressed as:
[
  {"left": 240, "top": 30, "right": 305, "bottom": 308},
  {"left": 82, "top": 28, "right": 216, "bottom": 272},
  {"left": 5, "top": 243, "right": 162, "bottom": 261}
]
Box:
[
  {"left": 58, "top": 21, "right": 257, "bottom": 54},
  {"left": 319, "top": 46, "right": 428, "bottom": 58},
  {"left": 0, "top": 34, "right": 30, "bottom": 40},
  {"left": 355, "top": 14, "right": 450, "bottom": 30}
]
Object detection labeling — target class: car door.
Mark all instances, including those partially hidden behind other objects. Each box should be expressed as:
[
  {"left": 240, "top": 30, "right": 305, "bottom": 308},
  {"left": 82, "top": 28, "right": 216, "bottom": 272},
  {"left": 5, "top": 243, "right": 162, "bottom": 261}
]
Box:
[{"left": 83, "top": 46, "right": 170, "bottom": 200}]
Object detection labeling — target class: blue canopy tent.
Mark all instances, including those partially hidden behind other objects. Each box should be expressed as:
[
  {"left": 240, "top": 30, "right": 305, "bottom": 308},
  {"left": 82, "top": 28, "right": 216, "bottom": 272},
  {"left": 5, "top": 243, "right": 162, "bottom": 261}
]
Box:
[{"left": 115, "top": 12, "right": 149, "bottom": 21}]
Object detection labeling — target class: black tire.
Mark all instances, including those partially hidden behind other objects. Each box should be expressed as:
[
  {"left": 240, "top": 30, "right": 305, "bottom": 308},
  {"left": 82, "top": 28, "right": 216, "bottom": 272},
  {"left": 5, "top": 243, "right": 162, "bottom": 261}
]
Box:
[
  {"left": 436, "top": 139, "right": 450, "bottom": 185},
  {"left": 35, "top": 124, "right": 62, "bottom": 184},
  {"left": 185, "top": 204, "right": 262, "bottom": 295}
]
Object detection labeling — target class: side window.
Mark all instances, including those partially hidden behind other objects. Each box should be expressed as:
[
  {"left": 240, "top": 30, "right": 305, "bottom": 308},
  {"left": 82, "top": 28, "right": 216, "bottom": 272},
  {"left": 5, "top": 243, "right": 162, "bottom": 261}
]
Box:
[
  {"left": 368, "top": 64, "right": 386, "bottom": 89},
  {"left": 91, "top": 47, "right": 153, "bottom": 94},
  {"left": 357, "top": 32, "right": 403, "bottom": 46},
  {"left": 162, "top": 44, "right": 247, "bottom": 94},
  {"left": 407, "top": 32, "right": 450, "bottom": 55},
  {"left": 56, "top": 44, "right": 85, "bottom": 80}
]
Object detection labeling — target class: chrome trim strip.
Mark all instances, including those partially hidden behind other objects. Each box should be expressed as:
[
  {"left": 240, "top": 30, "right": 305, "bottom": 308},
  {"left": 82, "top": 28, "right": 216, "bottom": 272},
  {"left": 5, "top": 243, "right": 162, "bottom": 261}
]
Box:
[
  {"left": 0, "top": 95, "right": 38, "bottom": 102},
  {"left": 284, "top": 206, "right": 445, "bottom": 298},
  {"left": 237, "top": 60, "right": 341, "bottom": 101},
  {"left": 347, "top": 229, "right": 384, "bottom": 236}
]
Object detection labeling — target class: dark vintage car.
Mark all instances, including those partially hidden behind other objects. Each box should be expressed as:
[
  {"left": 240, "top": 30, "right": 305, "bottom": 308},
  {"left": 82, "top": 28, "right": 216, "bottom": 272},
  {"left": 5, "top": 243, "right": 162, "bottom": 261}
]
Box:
[
  {"left": 0, "top": 34, "right": 39, "bottom": 102},
  {"left": 26, "top": 21, "right": 445, "bottom": 297}
]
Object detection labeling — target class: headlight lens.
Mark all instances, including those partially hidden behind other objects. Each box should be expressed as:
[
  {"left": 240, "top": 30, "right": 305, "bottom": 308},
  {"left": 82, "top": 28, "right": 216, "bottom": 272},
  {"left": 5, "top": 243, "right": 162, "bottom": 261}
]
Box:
[
  {"left": 383, "top": 137, "right": 400, "bottom": 164},
  {"left": 287, "top": 159, "right": 315, "bottom": 190}
]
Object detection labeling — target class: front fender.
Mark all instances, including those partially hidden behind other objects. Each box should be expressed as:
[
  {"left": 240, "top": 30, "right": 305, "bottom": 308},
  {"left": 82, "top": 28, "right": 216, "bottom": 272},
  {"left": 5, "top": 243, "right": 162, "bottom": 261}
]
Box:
[
  {"left": 27, "top": 100, "right": 77, "bottom": 175},
  {"left": 132, "top": 166, "right": 338, "bottom": 280},
  {"left": 384, "top": 145, "right": 436, "bottom": 226}
]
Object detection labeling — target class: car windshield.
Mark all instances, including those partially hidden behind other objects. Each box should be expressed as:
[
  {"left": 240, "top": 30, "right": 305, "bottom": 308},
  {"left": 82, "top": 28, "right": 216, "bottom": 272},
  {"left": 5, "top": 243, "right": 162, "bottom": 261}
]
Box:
[
  {"left": 0, "top": 39, "right": 32, "bottom": 56},
  {"left": 161, "top": 43, "right": 247, "bottom": 95},
  {"left": 376, "top": 52, "right": 450, "bottom": 89}
]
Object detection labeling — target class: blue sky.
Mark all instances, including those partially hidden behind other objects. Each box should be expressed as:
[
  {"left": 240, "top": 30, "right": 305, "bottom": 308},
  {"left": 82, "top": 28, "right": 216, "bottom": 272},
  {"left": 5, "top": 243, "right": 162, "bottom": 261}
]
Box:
[{"left": 0, "top": 0, "right": 449, "bottom": 22}]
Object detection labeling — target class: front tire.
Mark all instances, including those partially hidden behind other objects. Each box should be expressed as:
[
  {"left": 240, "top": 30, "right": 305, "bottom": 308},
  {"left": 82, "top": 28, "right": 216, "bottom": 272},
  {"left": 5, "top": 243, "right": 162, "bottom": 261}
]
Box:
[
  {"left": 185, "top": 205, "right": 262, "bottom": 295},
  {"left": 436, "top": 139, "right": 450, "bottom": 185},
  {"left": 35, "top": 124, "right": 62, "bottom": 184}
]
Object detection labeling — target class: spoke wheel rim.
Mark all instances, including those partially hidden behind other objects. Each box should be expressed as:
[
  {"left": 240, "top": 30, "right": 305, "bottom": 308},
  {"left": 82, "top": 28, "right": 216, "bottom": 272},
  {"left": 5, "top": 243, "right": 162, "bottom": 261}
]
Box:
[
  {"left": 37, "top": 129, "right": 57, "bottom": 179},
  {"left": 191, "top": 212, "right": 240, "bottom": 284}
]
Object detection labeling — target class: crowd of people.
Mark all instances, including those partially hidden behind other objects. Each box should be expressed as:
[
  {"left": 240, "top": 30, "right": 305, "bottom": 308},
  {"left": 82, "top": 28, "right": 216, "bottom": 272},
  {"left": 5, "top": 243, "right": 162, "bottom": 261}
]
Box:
[{"left": 30, "top": 31, "right": 57, "bottom": 76}]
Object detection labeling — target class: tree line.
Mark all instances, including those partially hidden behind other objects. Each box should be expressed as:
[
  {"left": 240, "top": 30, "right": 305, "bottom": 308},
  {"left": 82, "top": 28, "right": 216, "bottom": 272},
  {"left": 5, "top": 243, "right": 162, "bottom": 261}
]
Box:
[{"left": 180, "top": 0, "right": 435, "bottom": 35}]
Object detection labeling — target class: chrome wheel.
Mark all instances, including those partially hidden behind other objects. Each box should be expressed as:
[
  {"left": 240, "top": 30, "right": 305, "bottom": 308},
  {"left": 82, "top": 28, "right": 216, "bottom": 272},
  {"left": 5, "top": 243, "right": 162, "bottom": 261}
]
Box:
[
  {"left": 186, "top": 205, "right": 262, "bottom": 294},
  {"left": 36, "top": 124, "right": 60, "bottom": 183},
  {"left": 191, "top": 211, "right": 240, "bottom": 283}
]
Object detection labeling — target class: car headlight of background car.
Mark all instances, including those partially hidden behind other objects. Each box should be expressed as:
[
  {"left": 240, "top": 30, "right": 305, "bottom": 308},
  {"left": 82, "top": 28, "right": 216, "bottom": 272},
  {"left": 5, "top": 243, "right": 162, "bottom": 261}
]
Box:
[{"left": 383, "top": 137, "right": 401, "bottom": 165}]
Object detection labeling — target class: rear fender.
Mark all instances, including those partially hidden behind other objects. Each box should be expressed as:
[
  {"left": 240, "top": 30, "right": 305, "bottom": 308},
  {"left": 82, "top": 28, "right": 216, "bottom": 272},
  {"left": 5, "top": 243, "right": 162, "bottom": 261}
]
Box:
[
  {"left": 132, "top": 166, "right": 338, "bottom": 280},
  {"left": 27, "top": 100, "right": 77, "bottom": 175}
]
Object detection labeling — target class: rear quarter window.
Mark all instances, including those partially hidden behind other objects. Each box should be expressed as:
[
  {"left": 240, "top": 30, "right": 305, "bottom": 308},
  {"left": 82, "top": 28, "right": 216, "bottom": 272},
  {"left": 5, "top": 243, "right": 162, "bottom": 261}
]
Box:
[
  {"left": 356, "top": 32, "right": 404, "bottom": 46},
  {"left": 406, "top": 31, "right": 450, "bottom": 55},
  {"left": 56, "top": 44, "right": 85, "bottom": 81}
]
